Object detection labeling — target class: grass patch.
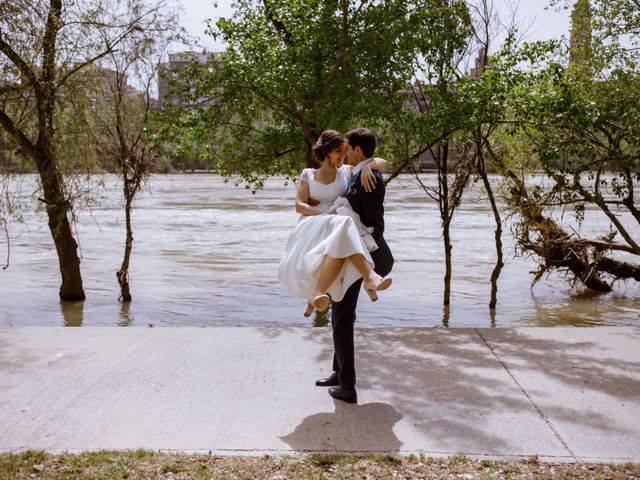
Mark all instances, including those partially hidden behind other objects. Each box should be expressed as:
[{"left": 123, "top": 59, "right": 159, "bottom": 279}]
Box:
[
  {"left": 448, "top": 453, "right": 469, "bottom": 465},
  {"left": 370, "top": 454, "right": 402, "bottom": 466},
  {"left": 524, "top": 455, "right": 540, "bottom": 465},
  {"left": 1, "top": 450, "right": 639, "bottom": 479},
  {"left": 479, "top": 459, "right": 498, "bottom": 468},
  {"left": 161, "top": 462, "right": 187, "bottom": 474},
  {"left": 406, "top": 453, "right": 418, "bottom": 464},
  {"left": 307, "top": 453, "right": 359, "bottom": 467}
]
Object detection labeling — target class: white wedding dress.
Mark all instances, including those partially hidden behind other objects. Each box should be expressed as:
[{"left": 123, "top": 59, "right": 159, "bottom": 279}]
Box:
[{"left": 278, "top": 165, "right": 375, "bottom": 302}]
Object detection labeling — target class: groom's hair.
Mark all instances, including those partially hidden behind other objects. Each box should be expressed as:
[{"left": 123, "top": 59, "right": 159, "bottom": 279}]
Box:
[{"left": 345, "top": 128, "right": 376, "bottom": 158}]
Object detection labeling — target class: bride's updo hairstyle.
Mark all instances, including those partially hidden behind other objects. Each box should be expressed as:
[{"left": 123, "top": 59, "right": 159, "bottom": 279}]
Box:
[{"left": 312, "top": 130, "right": 344, "bottom": 164}]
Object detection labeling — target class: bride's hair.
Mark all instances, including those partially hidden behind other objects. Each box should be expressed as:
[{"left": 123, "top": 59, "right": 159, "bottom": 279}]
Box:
[{"left": 312, "top": 130, "right": 344, "bottom": 163}]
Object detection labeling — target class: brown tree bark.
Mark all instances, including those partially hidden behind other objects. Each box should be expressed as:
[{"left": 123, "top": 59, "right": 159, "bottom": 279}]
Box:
[
  {"left": 0, "top": 0, "right": 85, "bottom": 300},
  {"left": 117, "top": 188, "right": 133, "bottom": 302},
  {"left": 476, "top": 136, "right": 503, "bottom": 309},
  {"left": 506, "top": 169, "right": 612, "bottom": 293},
  {"left": 440, "top": 142, "right": 452, "bottom": 306},
  {"left": 36, "top": 149, "right": 85, "bottom": 300},
  {"left": 38, "top": 0, "right": 85, "bottom": 300}
]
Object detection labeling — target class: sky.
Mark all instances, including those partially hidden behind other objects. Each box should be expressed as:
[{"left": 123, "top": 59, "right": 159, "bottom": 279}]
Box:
[{"left": 174, "top": 0, "right": 573, "bottom": 54}]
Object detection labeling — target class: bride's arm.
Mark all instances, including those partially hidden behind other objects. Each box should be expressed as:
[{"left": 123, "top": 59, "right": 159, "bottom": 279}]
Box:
[
  {"left": 370, "top": 157, "right": 388, "bottom": 172},
  {"left": 361, "top": 157, "right": 388, "bottom": 192},
  {"left": 295, "top": 180, "right": 322, "bottom": 216}
]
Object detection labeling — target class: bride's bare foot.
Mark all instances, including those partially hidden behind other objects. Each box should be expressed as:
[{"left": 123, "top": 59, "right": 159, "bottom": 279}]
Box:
[{"left": 363, "top": 274, "right": 392, "bottom": 302}]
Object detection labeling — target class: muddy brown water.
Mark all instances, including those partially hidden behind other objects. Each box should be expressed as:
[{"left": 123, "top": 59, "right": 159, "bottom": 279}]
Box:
[{"left": 1, "top": 174, "right": 638, "bottom": 327}]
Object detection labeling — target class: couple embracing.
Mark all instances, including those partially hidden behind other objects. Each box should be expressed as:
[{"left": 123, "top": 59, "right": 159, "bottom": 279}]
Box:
[{"left": 278, "top": 128, "right": 394, "bottom": 404}]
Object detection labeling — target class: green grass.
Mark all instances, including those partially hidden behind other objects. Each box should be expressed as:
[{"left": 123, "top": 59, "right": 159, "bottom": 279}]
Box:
[
  {"left": 1, "top": 450, "right": 639, "bottom": 479},
  {"left": 307, "top": 453, "right": 359, "bottom": 467}
]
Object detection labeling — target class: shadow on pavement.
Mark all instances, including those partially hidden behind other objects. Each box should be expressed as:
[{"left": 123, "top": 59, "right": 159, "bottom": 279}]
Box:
[
  {"left": 261, "top": 326, "right": 640, "bottom": 456},
  {"left": 280, "top": 400, "right": 403, "bottom": 453}
]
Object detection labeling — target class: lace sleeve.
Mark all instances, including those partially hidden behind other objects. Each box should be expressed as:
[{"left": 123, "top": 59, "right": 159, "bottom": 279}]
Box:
[{"left": 299, "top": 168, "right": 310, "bottom": 183}]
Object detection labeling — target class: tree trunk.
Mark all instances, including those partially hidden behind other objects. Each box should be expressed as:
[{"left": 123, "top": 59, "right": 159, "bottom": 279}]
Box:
[
  {"left": 507, "top": 168, "right": 612, "bottom": 292},
  {"left": 117, "top": 182, "right": 134, "bottom": 302},
  {"left": 301, "top": 120, "right": 317, "bottom": 168},
  {"left": 440, "top": 141, "right": 451, "bottom": 306},
  {"left": 305, "top": 140, "right": 315, "bottom": 168},
  {"left": 37, "top": 0, "right": 84, "bottom": 301},
  {"left": 597, "top": 256, "right": 640, "bottom": 281},
  {"left": 443, "top": 218, "right": 452, "bottom": 306},
  {"left": 485, "top": 176, "right": 503, "bottom": 309},
  {"left": 477, "top": 146, "right": 503, "bottom": 309},
  {"left": 36, "top": 148, "right": 85, "bottom": 300}
]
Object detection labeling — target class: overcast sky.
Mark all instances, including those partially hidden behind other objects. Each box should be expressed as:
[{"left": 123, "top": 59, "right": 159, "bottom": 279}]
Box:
[{"left": 175, "top": 0, "right": 572, "bottom": 53}]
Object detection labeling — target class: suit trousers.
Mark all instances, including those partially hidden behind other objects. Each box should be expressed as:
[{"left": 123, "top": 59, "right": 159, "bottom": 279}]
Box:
[{"left": 331, "top": 278, "right": 363, "bottom": 389}]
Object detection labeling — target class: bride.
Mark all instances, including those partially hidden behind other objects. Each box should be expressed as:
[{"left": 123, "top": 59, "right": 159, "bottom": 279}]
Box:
[{"left": 278, "top": 129, "right": 392, "bottom": 317}]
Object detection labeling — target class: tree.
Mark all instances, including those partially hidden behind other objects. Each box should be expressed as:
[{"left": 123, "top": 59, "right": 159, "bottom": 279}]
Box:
[
  {"left": 466, "top": 0, "right": 506, "bottom": 310},
  {"left": 90, "top": 0, "right": 183, "bottom": 302},
  {"left": 491, "top": 5, "right": 640, "bottom": 291},
  {"left": 157, "top": 0, "right": 438, "bottom": 189},
  {"left": 383, "top": 0, "right": 476, "bottom": 306},
  {"left": 0, "top": 0, "right": 166, "bottom": 300},
  {"left": 590, "top": 0, "right": 640, "bottom": 50}
]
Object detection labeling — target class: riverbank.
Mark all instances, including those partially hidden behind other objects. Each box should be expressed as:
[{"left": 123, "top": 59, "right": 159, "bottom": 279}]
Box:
[{"left": 1, "top": 326, "right": 639, "bottom": 463}]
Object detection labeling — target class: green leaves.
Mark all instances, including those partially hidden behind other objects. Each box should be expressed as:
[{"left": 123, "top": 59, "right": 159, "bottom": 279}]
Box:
[{"left": 158, "top": 0, "right": 445, "bottom": 188}]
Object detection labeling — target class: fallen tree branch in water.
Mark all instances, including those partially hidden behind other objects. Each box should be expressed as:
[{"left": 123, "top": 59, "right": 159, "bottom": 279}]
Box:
[{"left": 487, "top": 149, "right": 639, "bottom": 292}]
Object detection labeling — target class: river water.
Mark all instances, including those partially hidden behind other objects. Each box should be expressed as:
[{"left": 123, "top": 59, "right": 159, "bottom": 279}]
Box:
[{"left": 1, "top": 174, "right": 638, "bottom": 328}]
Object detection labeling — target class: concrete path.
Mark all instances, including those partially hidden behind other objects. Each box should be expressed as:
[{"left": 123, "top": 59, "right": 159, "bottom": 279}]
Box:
[{"left": 1, "top": 327, "right": 639, "bottom": 463}]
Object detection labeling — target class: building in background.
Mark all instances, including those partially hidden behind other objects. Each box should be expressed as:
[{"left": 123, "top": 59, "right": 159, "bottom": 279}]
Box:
[{"left": 158, "top": 50, "right": 221, "bottom": 108}]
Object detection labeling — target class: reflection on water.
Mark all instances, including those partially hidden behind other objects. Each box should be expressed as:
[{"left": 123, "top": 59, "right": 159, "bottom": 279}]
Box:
[
  {"left": 119, "top": 302, "right": 134, "bottom": 327},
  {"left": 60, "top": 301, "right": 83, "bottom": 327},
  {"left": 1, "top": 174, "right": 639, "bottom": 328},
  {"left": 442, "top": 305, "right": 450, "bottom": 328},
  {"left": 312, "top": 309, "right": 330, "bottom": 328}
]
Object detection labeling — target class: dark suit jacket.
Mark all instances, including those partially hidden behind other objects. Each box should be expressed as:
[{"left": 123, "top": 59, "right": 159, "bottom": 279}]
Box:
[{"left": 345, "top": 169, "right": 394, "bottom": 277}]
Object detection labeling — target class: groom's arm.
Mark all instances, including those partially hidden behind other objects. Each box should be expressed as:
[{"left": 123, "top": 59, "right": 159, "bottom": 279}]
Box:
[{"left": 358, "top": 170, "right": 386, "bottom": 240}]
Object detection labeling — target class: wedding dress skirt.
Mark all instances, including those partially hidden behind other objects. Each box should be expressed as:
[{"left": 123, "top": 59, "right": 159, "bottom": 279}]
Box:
[{"left": 278, "top": 213, "right": 374, "bottom": 302}]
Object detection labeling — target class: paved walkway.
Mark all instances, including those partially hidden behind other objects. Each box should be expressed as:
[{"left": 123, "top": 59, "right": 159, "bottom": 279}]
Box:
[{"left": 1, "top": 326, "right": 639, "bottom": 463}]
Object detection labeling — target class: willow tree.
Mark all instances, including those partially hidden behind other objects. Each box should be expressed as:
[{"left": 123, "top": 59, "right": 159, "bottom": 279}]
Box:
[
  {"left": 157, "top": 0, "right": 437, "bottom": 188},
  {"left": 0, "top": 0, "right": 167, "bottom": 300}
]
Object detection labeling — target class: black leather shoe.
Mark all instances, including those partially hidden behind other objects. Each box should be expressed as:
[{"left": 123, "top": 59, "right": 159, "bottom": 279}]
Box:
[
  {"left": 328, "top": 386, "right": 357, "bottom": 404},
  {"left": 315, "top": 372, "right": 339, "bottom": 387}
]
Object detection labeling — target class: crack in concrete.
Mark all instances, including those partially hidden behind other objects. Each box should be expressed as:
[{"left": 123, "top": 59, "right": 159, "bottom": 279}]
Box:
[{"left": 474, "top": 328, "right": 578, "bottom": 462}]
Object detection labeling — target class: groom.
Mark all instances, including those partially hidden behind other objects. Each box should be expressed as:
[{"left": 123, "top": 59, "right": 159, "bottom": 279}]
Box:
[{"left": 316, "top": 128, "right": 394, "bottom": 404}]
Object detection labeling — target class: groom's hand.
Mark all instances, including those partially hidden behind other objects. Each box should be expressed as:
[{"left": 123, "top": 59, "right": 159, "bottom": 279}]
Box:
[{"left": 308, "top": 197, "right": 320, "bottom": 207}]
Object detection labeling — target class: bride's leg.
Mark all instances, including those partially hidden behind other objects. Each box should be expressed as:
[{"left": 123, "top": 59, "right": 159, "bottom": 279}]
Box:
[
  {"left": 316, "top": 254, "right": 389, "bottom": 295},
  {"left": 348, "top": 253, "right": 392, "bottom": 302},
  {"left": 306, "top": 253, "right": 390, "bottom": 315},
  {"left": 314, "top": 255, "right": 346, "bottom": 296},
  {"left": 304, "top": 255, "right": 347, "bottom": 316},
  {"left": 348, "top": 253, "right": 377, "bottom": 284}
]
